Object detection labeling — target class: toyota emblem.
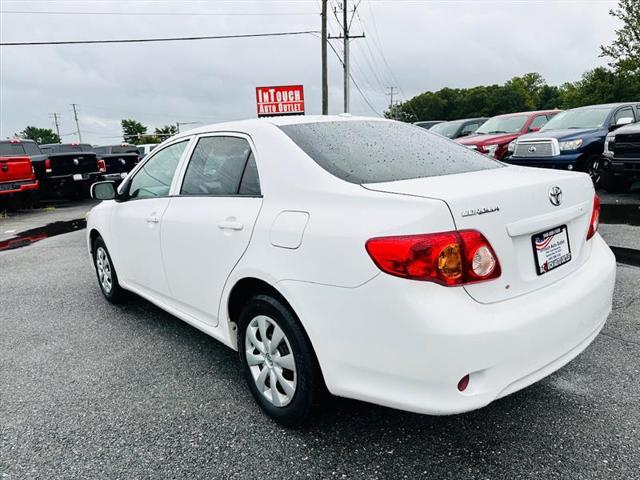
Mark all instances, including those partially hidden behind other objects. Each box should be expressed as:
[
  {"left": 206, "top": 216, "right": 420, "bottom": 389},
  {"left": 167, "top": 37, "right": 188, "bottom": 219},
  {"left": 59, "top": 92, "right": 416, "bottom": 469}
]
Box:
[
  {"left": 528, "top": 146, "right": 537, "bottom": 153},
  {"left": 549, "top": 186, "right": 562, "bottom": 206},
  {"left": 73, "top": 158, "right": 79, "bottom": 166}
]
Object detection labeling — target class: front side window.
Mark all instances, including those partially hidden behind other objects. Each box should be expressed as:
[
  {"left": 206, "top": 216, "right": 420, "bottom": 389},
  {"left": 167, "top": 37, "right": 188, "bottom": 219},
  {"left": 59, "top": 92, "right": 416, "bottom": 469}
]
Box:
[
  {"left": 181, "top": 136, "right": 253, "bottom": 196},
  {"left": 280, "top": 120, "right": 500, "bottom": 184},
  {"left": 529, "top": 115, "right": 548, "bottom": 131},
  {"left": 128, "top": 140, "right": 189, "bottom": 199},
  {"left": 614, "top": 107, "right": 635, "bottom": 124}
]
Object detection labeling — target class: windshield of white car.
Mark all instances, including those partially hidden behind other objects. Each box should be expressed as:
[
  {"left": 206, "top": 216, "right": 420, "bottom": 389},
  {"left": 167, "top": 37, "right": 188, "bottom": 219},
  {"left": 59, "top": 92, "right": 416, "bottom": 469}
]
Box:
[
  {"left": 475, "top": 115, "right": 528, "bottom": 135},
  {"left": 279, "top": 120, "right": 501, "bottom": 184},
  {"left": 430, "top": 121, "right": 462, "bottom": 138},
  {"left": 541, "top": 108, "right": 610, "bottom": 131}
]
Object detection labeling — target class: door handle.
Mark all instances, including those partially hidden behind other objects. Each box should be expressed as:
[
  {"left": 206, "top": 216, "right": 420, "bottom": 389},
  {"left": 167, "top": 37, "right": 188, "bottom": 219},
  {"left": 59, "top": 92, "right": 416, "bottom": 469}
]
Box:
[
  {"left": 146, "top": 215, "right": 160, "bottom": 224},
  {"left": 218, "top": 220, "right": 244, "bottom": 231}
]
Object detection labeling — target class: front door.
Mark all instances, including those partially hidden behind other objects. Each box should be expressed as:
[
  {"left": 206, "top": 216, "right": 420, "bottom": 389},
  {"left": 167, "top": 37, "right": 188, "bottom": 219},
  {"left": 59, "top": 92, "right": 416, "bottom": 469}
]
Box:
[{"left": 111, "top": 139, "right": 190, "bottom": 298}]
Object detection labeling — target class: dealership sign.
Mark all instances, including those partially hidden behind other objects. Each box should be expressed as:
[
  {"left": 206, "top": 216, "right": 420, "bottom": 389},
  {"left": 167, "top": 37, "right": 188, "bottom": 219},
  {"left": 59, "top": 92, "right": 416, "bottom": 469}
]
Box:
[{"left": 256, "top": 85, "right": 305, "bottom": 117}]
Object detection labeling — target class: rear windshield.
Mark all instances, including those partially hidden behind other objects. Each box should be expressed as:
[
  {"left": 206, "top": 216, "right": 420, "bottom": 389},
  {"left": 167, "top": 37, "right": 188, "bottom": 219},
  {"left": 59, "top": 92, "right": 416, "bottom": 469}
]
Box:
[
  {"left": 42, "top": 144, "right": 94, "bottom": 154},
  {"left": 279, "top": 120, "right": 500, "bottom": 184},
  {"left": 111, "top": 146, "right": 139, "bottom": 154},
  {"left": 0, "top": 143, "right": 26, "bottom": 156}
]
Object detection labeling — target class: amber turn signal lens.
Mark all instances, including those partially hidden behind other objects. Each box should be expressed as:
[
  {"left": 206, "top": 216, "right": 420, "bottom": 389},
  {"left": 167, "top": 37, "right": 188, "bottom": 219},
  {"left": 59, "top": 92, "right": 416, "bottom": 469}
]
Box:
[{"left": 437, "top": 243, "right": 463, "bottom": 279}]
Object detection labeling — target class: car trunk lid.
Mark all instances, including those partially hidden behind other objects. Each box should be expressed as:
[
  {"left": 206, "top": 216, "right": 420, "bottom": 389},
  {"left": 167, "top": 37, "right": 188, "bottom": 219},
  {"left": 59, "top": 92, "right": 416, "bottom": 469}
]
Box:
[{"left": 363, "top": 165, "right": 595, "bottom": 303}]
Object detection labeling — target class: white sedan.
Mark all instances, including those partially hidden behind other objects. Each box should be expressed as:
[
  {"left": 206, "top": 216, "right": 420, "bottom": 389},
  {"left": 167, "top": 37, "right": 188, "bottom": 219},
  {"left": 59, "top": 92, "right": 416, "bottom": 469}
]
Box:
[{"left": 87, "top": 115, "right": 616, "bottom": 425}]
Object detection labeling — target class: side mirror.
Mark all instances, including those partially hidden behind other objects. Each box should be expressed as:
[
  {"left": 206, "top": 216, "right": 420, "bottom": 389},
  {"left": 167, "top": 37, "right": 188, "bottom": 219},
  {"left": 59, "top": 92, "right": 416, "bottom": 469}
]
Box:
[
  {"left": 91, "top": 181, "right": 117, "bottom": 200},
  {"left": 529, "top": 126, "right": 542, "bottom": 133}
]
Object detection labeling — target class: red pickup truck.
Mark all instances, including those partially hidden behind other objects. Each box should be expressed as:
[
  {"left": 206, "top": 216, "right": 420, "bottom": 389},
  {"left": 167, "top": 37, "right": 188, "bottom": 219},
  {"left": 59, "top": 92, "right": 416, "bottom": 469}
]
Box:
[
  {"left": 0, "top": 154, "right": 39, "bottom": 208},
  {"left": 456, "top": 110, "right": 561, "bottom": 160}
]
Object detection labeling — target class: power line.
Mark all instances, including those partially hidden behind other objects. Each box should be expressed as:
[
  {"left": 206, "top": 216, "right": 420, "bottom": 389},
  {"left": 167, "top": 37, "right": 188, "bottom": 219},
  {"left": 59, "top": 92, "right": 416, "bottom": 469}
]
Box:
[
  {"left": 0, "top": 10, "right": 318, "bottom": 17},
  {"left": 0, "top": 30, "right": 321, "bottom": 47}
]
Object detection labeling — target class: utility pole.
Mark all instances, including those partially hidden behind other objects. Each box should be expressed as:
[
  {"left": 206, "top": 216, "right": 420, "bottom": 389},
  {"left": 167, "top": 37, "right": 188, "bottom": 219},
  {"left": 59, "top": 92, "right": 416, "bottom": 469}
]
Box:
[
  {"left": 49, "top": 113, "right": 61, "bottom": 139},
  {"left": 386, "top": 87, "right": 397, "bottom": 119},
  {"left": 321, "top": 0, "right": 328, "bottom": 115},
  {"left": 328, "top": 0, "right": 365, "bottom": 113},
  {"left": 70, "top": 103, "right": 82, "bottom": 142}
]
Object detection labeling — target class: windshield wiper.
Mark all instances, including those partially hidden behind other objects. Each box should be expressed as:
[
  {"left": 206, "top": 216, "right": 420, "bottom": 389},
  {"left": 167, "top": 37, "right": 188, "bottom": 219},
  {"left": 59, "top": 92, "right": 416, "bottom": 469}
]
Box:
[{"left": 486, "top": 130, "right": 508, "bottom": 134}]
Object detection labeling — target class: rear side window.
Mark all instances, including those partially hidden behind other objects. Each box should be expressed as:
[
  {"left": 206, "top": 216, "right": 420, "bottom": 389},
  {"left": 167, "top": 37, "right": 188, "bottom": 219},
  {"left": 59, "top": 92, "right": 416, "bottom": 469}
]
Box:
[
  {"left": 238, "top": 153, "right": 261, "bottom": 195},
  {"left": 181, "top": 136, "right": 253, "bottom": 196},
  {"left": 0, "top": 143, "right": 26, "bottom": 156},
  {"left": 279, "top": 120, "right": 500, "bottom": 184}
]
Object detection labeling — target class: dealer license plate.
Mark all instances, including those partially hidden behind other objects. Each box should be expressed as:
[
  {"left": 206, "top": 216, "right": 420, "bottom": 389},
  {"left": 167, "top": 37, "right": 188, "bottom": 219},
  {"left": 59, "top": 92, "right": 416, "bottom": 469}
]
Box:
[{"left": 532, "top": 225, "right": 571, "bottom": 275}]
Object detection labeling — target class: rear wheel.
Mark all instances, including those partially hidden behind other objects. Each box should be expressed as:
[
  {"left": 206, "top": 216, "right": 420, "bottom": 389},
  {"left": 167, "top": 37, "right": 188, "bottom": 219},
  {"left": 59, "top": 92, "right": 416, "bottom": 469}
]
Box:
[
  {"left": 92, "top": 237, "right": 125, "bottom": 303},
  {"left": 238, "top": 294, "right": 323, "bottom": 426}
]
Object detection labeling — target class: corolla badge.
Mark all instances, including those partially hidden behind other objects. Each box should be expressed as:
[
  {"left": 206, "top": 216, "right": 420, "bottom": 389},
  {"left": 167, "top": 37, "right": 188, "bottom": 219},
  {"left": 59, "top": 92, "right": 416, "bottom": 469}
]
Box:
[
  {"left": 549, "top": 186, "right": 562, "bottom": 206},
  {"left": 528, "top": 146, "right": 537, "bottom": 153},
  {"left": 461, "top": 206, "right": 500, "bottom": 217}
]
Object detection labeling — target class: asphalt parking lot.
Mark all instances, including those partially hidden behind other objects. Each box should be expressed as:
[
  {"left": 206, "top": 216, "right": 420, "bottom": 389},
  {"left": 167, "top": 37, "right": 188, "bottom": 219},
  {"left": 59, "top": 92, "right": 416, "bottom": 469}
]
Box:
[{"left": 1, "top": 195, "right": 639, "bottom": 479}]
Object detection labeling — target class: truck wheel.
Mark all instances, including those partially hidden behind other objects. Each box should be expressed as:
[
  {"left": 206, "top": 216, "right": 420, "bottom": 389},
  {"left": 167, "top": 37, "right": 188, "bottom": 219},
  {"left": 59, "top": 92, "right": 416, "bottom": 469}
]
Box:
[
  {"left": 582, "top": 155, "right": 602, "bottom": 188},
  {"left": 601, "top": 172, "right": 633, "bottom": 193}
]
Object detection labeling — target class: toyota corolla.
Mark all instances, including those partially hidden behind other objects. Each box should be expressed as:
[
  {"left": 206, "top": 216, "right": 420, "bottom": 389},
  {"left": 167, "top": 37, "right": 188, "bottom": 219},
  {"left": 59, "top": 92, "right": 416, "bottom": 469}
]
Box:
[{"left": 86, "top": 116, "right": 615, "bottom": 425}]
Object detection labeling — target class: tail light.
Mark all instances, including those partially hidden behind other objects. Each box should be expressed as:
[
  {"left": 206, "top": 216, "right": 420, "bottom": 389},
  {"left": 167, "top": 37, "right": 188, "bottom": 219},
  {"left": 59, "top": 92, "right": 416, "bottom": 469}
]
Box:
[
  {"left": 365, "top": 230, "right": 501, "bottom": 286},
  {"left": 44, "top": 158, "right": 52, "bottom": 173},
  {"left": 97, "top": 159, "right": 106, "bottom": 173},
  {"left": 586, "top": 194, "right": 600, "bottom": 240}
]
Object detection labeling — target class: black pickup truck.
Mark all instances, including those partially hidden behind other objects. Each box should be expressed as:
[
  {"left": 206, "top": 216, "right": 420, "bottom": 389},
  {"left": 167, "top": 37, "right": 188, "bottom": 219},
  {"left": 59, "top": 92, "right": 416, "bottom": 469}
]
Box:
[
  {"left": 39, "top": 143, "right": 103, "bottom": 197},
  {"left": 602, "top": 122, "right": 640, "bottom": 192},
  {"left": 93, "top": 144, "right": 140, "bottom": 182}
]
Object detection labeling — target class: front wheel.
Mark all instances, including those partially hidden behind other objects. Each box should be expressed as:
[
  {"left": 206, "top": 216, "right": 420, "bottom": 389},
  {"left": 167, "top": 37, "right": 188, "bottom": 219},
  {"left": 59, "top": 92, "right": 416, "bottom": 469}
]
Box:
[
  {"left": 582, "top": 154, "right": 603, "bottom": 188},
  {"left": 238, "top": 294, "right": 323, "bottom": 426},
  {"left": 92, "top": 237, "right": 125, "bottom": 303}
]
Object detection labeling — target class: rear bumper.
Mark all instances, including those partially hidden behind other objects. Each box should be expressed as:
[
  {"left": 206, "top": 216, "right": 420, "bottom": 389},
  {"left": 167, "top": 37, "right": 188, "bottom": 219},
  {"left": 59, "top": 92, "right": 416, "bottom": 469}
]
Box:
[
  {"left": 102, "top": 172, "right": 128, "bottom": 181},
  {"left": 505, "top": 152, "right": 582, "bottom": 169},
  {"left": 41, "top": 172, "right": 102, "bottom": 190},
  {"left": 278, "top": 235, "right": 616, "bottom": 415},
  {"left": 0, "top": 179, "right": 39, "bottom": 196}
]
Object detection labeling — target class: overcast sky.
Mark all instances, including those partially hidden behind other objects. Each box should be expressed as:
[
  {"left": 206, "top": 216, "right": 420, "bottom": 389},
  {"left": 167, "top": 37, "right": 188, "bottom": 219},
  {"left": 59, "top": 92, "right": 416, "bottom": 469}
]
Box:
[{"left": 0, "top": 0, "right": 619, "bottom": 144}]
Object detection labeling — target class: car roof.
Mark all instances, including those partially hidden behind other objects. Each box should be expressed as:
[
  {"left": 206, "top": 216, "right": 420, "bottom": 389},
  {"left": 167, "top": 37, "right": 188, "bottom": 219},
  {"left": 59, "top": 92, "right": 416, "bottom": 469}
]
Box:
[
  {"left": 569, "top": 102, "right": 639, "bottom": 110},
  {"left": 494, "top": 110, "right": 560, "bottom": 118},
  {"left": 171, "top": 115, "right": 388, "bottom": 140}
]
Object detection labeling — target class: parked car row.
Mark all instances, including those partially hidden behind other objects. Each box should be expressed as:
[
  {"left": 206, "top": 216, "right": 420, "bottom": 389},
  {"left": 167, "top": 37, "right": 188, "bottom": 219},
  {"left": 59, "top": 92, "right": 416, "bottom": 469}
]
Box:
[
  {"left": 417, "top": 101, "right": 639, "bottom": 192},
  {"left": 0, "top": 139, "right": 155, "bottom": 208}
]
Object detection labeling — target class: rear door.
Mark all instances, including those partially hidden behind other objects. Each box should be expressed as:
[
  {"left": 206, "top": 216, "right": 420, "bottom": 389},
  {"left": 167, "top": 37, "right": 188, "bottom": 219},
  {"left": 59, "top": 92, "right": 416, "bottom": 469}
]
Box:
[
  {"left": 160, "top": 134, "right": 263, "bottom": 327},
  {"left": 110, "top": 139, "right": 191, "bottom": 297}
]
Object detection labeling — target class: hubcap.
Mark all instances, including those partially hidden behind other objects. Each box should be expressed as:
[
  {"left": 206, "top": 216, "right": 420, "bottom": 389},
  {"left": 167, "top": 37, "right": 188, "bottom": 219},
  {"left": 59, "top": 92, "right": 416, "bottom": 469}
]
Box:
[
  {"left": 95, "top": 247, "right": 113, "bottom": 294},
  {"left": 245, "top": 315, "right": 297, "bottom": 407}
]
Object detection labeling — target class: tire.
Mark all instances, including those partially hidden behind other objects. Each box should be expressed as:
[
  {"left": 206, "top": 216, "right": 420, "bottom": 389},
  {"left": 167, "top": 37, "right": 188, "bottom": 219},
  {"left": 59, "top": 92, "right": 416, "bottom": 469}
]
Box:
[
  {"left": 92, "top": 237, "right": 125, "bottom": 303},
  {"left": 238, "top": 294, "right": 324, "bottom": 426},
  {"left": 601, "top": 172, "right": 633, "bottom": 193},
  {"left": 580, "top": 154, "right": 603, "bottom": 188}
]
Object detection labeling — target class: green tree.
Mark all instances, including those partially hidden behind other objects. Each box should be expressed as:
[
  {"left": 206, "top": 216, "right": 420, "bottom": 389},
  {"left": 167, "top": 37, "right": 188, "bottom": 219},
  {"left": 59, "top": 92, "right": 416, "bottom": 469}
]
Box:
[
  {"left": 154, "top": 124, "right": 178, "bottom": 140},
  {"left": 600, "top": 0, "right": 640, "bottom": 73},
  {"left": 121, "top": 119, "right": 147, "bottom": 144},
  {"left": 17, "top": 126, "right": 60, "bottom": 144}
]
